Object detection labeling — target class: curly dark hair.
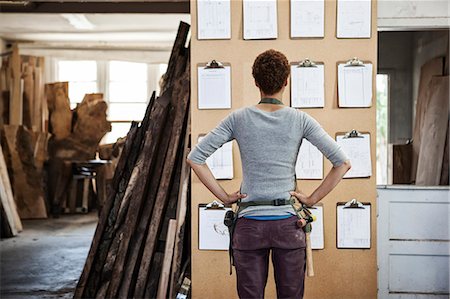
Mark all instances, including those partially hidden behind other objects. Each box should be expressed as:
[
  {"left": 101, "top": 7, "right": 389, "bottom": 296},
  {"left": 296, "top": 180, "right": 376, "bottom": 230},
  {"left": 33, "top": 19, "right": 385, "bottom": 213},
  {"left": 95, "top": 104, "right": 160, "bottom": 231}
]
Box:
[{"left": 252, "top": 49, "right": 290, "bottom": 95}]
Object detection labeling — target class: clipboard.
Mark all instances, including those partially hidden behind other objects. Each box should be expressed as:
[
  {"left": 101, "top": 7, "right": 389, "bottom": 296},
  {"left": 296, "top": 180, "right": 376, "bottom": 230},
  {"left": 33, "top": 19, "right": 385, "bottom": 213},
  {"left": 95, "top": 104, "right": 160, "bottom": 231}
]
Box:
[
  {"left": 197, "top": 60, "right": 232, "bottom": 110},
  {"left": 335, "top": 129, "right": 372, "bottom": 178},
  {"left": 197, "top": 134, "right": 234, "bottom": 180},
  {"left": 337, "top": 57, "right": 373, "bottom": 108},
  {"left": 336, "top": 199, "right": 371, "bottom": 249},
  {"left": 290, "top": 59, "right": 325, "bottom": 108},
  {"left": 308, "top": 203, "right": 325, "bottom": 249},
  {"left": 198, "top": 200, "right": 232, "bottom": 250}
]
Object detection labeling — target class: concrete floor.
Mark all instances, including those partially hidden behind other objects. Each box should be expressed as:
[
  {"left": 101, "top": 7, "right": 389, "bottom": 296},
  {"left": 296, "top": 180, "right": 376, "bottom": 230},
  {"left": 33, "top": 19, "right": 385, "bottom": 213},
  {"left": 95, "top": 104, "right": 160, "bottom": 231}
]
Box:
[{"left": 1, "top": 212, "right": 98, "bottom": 299}]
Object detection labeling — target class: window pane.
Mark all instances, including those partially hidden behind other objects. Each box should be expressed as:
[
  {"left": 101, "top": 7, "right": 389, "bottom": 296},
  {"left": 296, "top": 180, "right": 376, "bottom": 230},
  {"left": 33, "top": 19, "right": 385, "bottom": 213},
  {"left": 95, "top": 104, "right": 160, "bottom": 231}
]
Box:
[
  {"left": 58, "top": 60, "right": 97, "bottom": 81},
  {"left": 101, "top": 122, "right": 133, "bottom": 144},
  {"left": 68, "top": 82, "right": 98, "bottom": 104},
  {"left": 376, "top": 74, "right": 389, "bottom": 185},
  {"left": 109, "top": 61, "right": 147, "bottom": 82},
  {"left": 109, "top": 81, "right": 148, "bottom": 102},
  {"left": 108, "top": 103, "right": 147, "bottom": 121}
]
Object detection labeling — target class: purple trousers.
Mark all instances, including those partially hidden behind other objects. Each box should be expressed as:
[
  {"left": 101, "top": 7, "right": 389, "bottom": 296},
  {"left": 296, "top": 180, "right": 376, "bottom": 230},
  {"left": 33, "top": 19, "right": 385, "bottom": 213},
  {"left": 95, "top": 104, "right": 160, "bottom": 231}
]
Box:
[{"left": 232, "top": 215, "right": 307, "bottom": 299}]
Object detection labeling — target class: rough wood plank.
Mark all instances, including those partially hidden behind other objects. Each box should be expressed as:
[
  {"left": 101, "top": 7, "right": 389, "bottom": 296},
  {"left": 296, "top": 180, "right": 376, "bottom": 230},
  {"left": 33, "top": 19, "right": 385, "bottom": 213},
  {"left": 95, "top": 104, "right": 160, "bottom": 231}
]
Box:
[
  {"left": 117, "top": 92, "right": 174, "bottom": 298},
  {"left": 0, "top": 57, "right": 9, "bottom": 125},
  {"left": 392, "top": 143, "right": 412, "bottom": 184},
  {"left": 411, "top": 57, "right": 444, "bottom": 183},
  {"left": 9, "top": 44, "right": 22, "bottom": 125},
  {"left": 416, "top": 76, "right": 449, "bottom": 185},
  {"left": 134, "top": 65, "right": 190, "bottom": 299},
  {"left": 21, "top": 58, "right": 34, "bottom": 129},
  {"left": 33, "top": 57, "right": 44, "bottom": 132},
  {"left": 157, "top": 219, "right": 177, "bottom": 299},
  {"left": 80, "top": 95, "right": 155, "bottom": 297},
  {"left": 74, "top": 123, "right": 138, "bottom": 298},
  {"left": 169, "top": 114, "right": 191, "bottom": 299},
  {"left": 1, "top": 125, "right": 47, "bottom": 219},
  {"left": 45, "top": 82, "right": 71, "bottom": 140},
  {"left": 144, "top": 252, "right": 164, "bottom": 299},
  {"left": 161, "top": 22, "right": 190, "bottom": 94},
  {"left": 103, "top": 91, "right": 171, "bottom": 298},
  {"left": 81, "top": 93, "right": 154, "bottom": 297},
  {"left": 0, "top": 143, "right": 22, "bottom": 235}
]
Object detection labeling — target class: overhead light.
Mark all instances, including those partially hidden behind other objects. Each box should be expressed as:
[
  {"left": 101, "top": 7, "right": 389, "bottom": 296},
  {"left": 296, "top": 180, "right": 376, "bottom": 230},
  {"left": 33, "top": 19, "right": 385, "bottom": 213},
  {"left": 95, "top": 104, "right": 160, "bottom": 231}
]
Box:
[
  {"left": 0, "top": 1, "right": 30, "bottom": 5},
  {"left": 61, "top": 14, "right": 95, "bottom": 30}
]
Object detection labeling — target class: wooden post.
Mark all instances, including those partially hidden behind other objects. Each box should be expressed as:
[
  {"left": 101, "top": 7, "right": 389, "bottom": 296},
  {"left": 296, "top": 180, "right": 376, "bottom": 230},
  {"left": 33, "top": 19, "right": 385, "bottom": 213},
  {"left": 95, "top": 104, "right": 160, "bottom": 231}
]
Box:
[{"left": 9, "top": 44, "right": 22, "bottom": 125}]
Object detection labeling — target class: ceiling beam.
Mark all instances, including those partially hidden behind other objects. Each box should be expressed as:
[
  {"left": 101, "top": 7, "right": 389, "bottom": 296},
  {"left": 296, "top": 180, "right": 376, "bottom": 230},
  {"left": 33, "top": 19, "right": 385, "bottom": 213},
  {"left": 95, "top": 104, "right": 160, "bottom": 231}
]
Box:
[{"left": 0, "top": 1, "right": 190, "bottom": 13}]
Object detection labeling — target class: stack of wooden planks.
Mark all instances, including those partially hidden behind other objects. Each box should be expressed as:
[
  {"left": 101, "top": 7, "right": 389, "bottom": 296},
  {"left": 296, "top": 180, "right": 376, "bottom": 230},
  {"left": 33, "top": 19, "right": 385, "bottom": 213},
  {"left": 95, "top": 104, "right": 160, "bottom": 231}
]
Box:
[
  {"left": 410, "top": 56, "right": 449, "bottom": 185},
  {"left": 74, "top": 21, "right": 191, "bottom": 299},
  {"left": 45, "top": 89, "right": 111, "bottom": 215},
  {"left": 0, "top": 44, "right": 49, "bottom": 223},
  {"left": 0, "top": 44, "right": 47, "bottom": 131}
]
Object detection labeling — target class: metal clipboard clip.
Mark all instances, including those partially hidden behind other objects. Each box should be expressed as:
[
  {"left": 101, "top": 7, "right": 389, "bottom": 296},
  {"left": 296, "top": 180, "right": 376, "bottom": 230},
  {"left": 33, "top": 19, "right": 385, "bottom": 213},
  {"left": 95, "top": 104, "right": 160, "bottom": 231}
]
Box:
[
  {"left": 205, "top": 60, "right": 225, "bottom": 69},
  {"left": 344, "top": 57, "right": 365, "bottom": 67},
  {"left": 205, "top": 200, "right": 225, "bottom": 210},
  {"left": 344, "top": 129, "right": 364, "bottom": 138},
  {"left": 343, "top": 198, "right": 365, "bottom": 209},
  {"left": 297, "top": 58, "right": 318, "bottom": 68}
]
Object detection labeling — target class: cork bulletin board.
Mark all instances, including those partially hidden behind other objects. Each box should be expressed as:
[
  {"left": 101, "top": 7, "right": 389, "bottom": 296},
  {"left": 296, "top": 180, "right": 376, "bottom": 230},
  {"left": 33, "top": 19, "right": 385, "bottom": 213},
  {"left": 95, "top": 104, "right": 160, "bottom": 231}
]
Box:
[{"left": 189, "top": 0, "right": 378, "bottom": 298}]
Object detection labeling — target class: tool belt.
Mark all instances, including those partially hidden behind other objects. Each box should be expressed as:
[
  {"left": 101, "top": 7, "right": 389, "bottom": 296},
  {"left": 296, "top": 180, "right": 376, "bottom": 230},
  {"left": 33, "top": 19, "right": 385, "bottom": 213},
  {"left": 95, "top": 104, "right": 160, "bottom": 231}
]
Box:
[{"left": 223, "top": 196, "right": 310, "bottom": 275}]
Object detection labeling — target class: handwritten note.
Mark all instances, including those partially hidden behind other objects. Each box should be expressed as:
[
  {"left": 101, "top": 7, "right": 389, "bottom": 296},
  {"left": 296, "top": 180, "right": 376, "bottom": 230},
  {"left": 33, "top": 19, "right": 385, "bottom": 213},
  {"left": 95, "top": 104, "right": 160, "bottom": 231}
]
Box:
[
  {"left": 197, "top": 0, "right": 231, "bottom": 39},
  {"left": 336, "top": 133, "right": 372, "bottom": 178},
  {"left": 243, "top": 0, "right": 278, "bottom": 40},
  {"left": 198, "top": 65, "right": 231, "bottom": 109},
  {"left": 291, "top": 64, "right": 325, "bottom": 108},
  {"left": 291, "top": 0, "right": 325, "bottom": 38},
  {"left": 338, "top": 63, "right": 373, "bottom": 107},
  {"left": 295, "top": 139, "right": 324, "bottom": 179}
]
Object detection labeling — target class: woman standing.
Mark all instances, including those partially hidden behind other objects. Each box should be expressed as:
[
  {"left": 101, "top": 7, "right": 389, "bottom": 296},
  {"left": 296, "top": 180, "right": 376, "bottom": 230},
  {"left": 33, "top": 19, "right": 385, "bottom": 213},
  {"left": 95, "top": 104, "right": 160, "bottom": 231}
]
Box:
[{"left": 187, "top": 49, "right": 351, "bottom": 299}]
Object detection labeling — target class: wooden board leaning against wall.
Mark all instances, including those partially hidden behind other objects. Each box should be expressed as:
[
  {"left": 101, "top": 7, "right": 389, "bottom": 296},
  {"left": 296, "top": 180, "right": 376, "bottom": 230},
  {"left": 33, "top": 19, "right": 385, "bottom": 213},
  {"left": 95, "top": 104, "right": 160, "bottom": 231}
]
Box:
[{"left": 190, "top": 0, "right": 377, "bottom": 298}]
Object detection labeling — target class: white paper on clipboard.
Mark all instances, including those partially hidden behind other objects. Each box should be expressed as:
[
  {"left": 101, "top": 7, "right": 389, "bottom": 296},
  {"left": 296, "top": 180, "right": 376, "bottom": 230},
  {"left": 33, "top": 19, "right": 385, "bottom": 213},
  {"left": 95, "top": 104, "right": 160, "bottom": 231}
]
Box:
[
  {"left": 337, "top": 200, "right": 371, "bottom": 248},
  {"left": 198, "top": 65, "right": 231, "bottom": 109},
  {"left": 336, "top": 133, "right": 372, "bottom": 178},
  {"left": 309, "top": 205, "right": 324, "bottom": 249},
  {"left": 337, "top": 63, "right": 373, "bottom": 107},
  {"left": 198, "top": 136, "right": 234, "bottom": 179},
  {"left": 199, "top": 201, "right": 232, "bottom": 250},
  {"left": 295, "top": 139, "right": 324, "bottom": 179},
  {"left": 291, "top": 64, "right": 325, "bottom": 108}
]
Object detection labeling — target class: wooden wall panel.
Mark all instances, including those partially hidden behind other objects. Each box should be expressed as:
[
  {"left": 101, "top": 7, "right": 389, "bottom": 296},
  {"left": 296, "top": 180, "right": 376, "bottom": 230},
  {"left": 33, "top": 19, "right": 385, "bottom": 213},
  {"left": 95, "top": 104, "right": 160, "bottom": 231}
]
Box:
[{"left": 190, "top": 0, "right": 377, "bottom": 298}]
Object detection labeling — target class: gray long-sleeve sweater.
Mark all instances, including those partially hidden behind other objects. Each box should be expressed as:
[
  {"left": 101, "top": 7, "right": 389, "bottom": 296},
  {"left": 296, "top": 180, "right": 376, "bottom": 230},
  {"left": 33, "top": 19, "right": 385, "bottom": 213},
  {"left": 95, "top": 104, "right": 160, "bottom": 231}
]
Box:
[{"left": 187, "top": 105, "right": 349, "bottom": 217}]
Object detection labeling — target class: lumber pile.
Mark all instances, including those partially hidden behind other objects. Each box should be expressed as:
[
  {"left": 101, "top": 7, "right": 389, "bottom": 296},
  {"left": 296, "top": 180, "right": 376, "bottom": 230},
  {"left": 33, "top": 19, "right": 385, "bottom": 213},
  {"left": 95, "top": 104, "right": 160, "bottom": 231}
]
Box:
[
  {"left": 0, "top": 44, "right": 47, "bottom": 130},
  {"left": 74, "top": 21, "right": 191, "bottom": 299},
  {"left": 0, "top": 44, "right": 49, "bottom": 223},
  {"left": 0, "top": 125, "right": 49, "bottom": 219},
  {"left": 408, "top": 56, "right": 449, "bottom": 185},
  {"left": 45, "top": 89, "right": 111, "bottom": 215}
]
